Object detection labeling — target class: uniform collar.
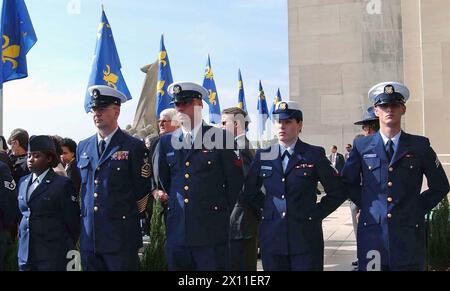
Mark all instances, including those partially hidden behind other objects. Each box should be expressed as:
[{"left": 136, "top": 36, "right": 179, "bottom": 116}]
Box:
[
  {"left": 32, "top": 168, "right": 50, "bottom": 184},
  {"left": 235, "top": 133, "right": 247, "bottom": 148},
  {"left": 181, "top": 121, "right": 203, "bottom": 140},
  {"left": 379, "top": 130, "right": 402, "bottom": 150},
  {"left": 279, "top": 139, "right": 298, "bottom": 155},
  {"left": 97, "top": 126, "right": 119, "bottom": 149}
]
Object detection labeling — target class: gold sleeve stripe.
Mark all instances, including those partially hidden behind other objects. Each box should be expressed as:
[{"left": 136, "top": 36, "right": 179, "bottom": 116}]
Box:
[{"left": 137, "top": 194, "right": 150, "bottom": 213}]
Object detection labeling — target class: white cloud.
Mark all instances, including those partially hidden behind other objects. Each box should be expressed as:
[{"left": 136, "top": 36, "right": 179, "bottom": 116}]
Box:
[{"left": 2, "top": 74, "right": 96, "bottom": 142}]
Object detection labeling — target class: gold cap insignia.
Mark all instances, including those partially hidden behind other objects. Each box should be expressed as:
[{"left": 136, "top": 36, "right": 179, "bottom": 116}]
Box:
[
  {"left": 173, "top": 85, "right": 182, "bottom": 94},
  {"left": 384, "top": 85, "right": 394, "bottom": 95},
  {"left": 92, "top": 89, "right": 100, "bottom": 98}
]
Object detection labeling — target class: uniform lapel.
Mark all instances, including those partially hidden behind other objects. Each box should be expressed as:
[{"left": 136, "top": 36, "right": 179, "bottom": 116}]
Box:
[
  {"left": 390, "top": 131, "right": 409, "bottom": 166},
  {"left": 183, "top": 123, "right": 205, "bottom": 162},
  {"left": 83, "top": 134, "right": 99, "bottom": 169},
  {"left": 285, "top": 139, "right": 304, "bottom": 175},
  {"left": 98, "top": 129, "right": 124, "bottom": 166},
  {"left": 268, "top": 144, "right": 283, "bottom": 175},
  {"left": 370, "top": 132, "right": 389, "bottom": 163},
  {"left": 28, "top": 169, "right": 56, "bottom": 203}
]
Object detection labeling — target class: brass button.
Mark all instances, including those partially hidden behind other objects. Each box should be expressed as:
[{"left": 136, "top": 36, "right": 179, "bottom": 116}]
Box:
[
  {"left": 363, "top": 222, "right": 367, "bottom": 226},
  {"left": 185, "top": 173, "right": 190, "bottom": 179},
  {"left": 94, "top": 180, "right": 99, "bottom": 185},
  {"left": 117, "top": 167, "right": 121, "bottom": 171},
  {"left": 96, "top": 167, "right": 100, "bottom": 171},
  {"left": 208, "top": 161, "right": 212, "bottom": 165},
  {"left": 387, "top": 197, "right": 393, "bottom": 203},
  {"left": 389, "top": 167, "right": 394, "bottom": 172},
  {"left": 304, "top": 172, "right": 308, "bottom": 176},
  {"left": 263, "top": 173, "right": 266, "bottom": 177},
  {"left": 368, "top": 166, "right": 372, "bottom": 171},
  {"left": 410, "top": 165, "right": 414, "bottom": 169},
  {"left": 282, "top": 212, "right": 286, "bottom": 217},
  {"left": 213, "top": 206, "right": 218, "bottom": 211},
  {"left": 184, "top": 198, "right": 189, "bottom": 204},
  {"left": 308, "top": 217, "right": 312, "bottom": 221},
  {"left": 387, "top": 213, "right": 392, "bottom": 219},
  {"left": 185, "top": 161, "right": 190, "bottom": 167},
  {"left": 282, "top": 178, "right": 286, "bottom": 182},
  {"left": 388, "top": 182, "right": 393, "bottom": 187},
  {"left": 94, "top": 206, "right": 98, "bottom": 212},
  {"left": 281, "top": 195, "right": 285, "bottom": 199},
  {"left": 94, "top": 193, "right": 98, "bottom": 198},
  {"left": 184, "top": 186, "right": 189, "bottom": 191},
  {"left": 122, "top": 216, "right": 126, "bottom": 220}
]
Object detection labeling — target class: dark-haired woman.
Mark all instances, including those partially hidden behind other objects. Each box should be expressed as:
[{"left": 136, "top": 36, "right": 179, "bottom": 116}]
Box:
[{"left": 17, "top": 135, "right": 80, "bottom": 271}]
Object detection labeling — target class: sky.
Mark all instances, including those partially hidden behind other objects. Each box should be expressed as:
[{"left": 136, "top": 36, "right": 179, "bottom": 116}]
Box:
[{"left": 2, "top": 0, "right": 289, "bottom": 142}]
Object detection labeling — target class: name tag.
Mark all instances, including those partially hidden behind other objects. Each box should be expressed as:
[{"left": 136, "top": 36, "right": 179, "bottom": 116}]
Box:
[
  {"left": 363, "top": 154, "right": 377, "bottom": 158},
  {"left": 261, "top": 166, "right": 272, "bottom": 170},
  {"left": 166, "top": 152, "right": 175, "bottom": 157}
]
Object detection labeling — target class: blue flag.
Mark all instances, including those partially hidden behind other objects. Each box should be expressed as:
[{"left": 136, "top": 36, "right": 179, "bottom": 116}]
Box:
[
  {"left": 202, "top": 55, "right": 221, "bottom": 124},
  {"left": 270, "top": 88, "right": 282, "bottom": 118},
  {"left": 155, "top": 34, "right": 174, "bottom": 117},
  {"left": 257, "top": 80, "right": 269, "bottom": 135},
  {"left": 237, "top": 69, "right": 247, "bottom": 112},
  {"left": 1, "top": 0, "right": 37, "bottom": 88},
  {"left": 84, "top": 8, "right": 131, "bottom": 112}
]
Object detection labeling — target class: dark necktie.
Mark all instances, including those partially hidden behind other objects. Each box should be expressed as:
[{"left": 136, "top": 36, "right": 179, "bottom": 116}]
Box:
[
  {"left": 386, "top": 139, "right": 394, "bottom": 161},
  {"left": 281, "top": 150, "right": 291, "bottom": 160},
  {"left": 99, "top": 140, "right": 106, "bottom": 157}
]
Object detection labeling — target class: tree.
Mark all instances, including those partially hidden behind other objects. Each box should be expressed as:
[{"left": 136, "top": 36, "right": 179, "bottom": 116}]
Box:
[
  {"left": 139, "top": 200, "right": 167, "bottom": 271},
  {"left": 427, "top": 197, "right": 450, "bottom": 271}
]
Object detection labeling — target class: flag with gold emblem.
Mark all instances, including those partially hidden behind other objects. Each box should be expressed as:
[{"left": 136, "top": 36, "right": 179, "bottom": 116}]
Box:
[
  {"left": 257, "top": 80, "right": 269, "bottom": 136},
  {"left": 237, "top": 69, "right": 247, "bottom": 112},
  {"left": 202, "top": 55, "right": 221, "bottom": 124},
  {"left": 0, "top": 0, "right": 37, "bottom": 88},
  {"left": 270, "top": 88, "right": 282, "bottom": 119},
  {"left": 155, "top": 34, "right": 174, "bottom": 117},
  {"left": 84, "top": 7, "right": 131, "bottom": 112}
]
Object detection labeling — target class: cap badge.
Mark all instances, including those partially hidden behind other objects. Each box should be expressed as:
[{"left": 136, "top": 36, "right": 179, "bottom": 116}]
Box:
[
  {"left": 279, "top": 102, "right": 288, "bottom": 110},
  {"left": 92, "top": 89, "right": 100, "bottom": 98},
  {"left": 173, "top": 85, "right": 182, "bottom": 94},
  {"left": 384, "top": 85, "right": 395, "bottom": 95}
]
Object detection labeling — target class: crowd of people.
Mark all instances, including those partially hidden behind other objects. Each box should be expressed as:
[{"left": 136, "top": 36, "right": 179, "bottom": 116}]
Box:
[{"left": 0, "top": 80, "right": 448, "bottom": 271}]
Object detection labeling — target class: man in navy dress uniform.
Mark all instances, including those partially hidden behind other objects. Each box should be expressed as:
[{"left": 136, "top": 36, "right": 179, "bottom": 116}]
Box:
[
  {"left": 77, "top": 85, "right": 152, "bottom": 271},
  {"left": 157, "top": 81, "right": 244, "bottom": 271},
  {"left": 241, "top": 101, "right": 346, "bottom": 271},
  {"left": 342, "top": 82, "right": 450, "bottom": 271}
]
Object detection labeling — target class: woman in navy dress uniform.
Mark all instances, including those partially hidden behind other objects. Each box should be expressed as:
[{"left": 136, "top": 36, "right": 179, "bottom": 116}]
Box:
[
  {"left": 17, "top": 135, "right": 80, "bottom": 271},
  {"left": 241, "top": 101, "right": 346, "bottom": 271}
]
